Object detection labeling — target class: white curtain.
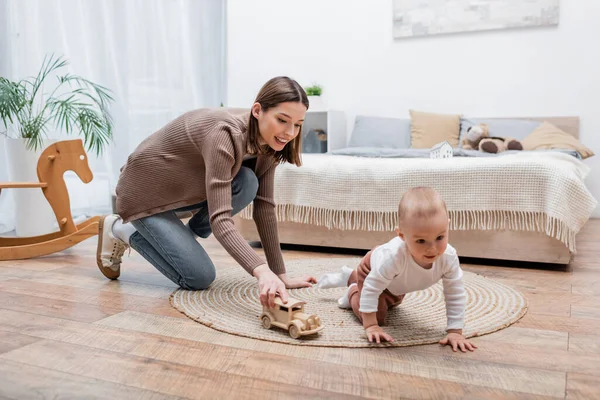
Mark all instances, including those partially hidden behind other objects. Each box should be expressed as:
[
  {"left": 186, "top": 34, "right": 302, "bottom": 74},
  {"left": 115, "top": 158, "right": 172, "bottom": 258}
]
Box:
[{"left": 0, "top": 0, "right": 226, "bottom": 233}]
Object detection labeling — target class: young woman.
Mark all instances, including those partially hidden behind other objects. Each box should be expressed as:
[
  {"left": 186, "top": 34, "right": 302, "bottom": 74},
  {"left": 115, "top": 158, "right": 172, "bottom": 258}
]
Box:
[{"left": 96, "top": 76, "right": 316, "bottom": 308}]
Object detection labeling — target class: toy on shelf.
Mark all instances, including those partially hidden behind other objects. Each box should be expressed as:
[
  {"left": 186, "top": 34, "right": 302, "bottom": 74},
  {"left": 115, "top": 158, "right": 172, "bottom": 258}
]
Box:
[
  {"left": 260, "top": 296, "right": 324, "bottom": 339},
  {"left": 0, "top": 139, "right": 100, "bottom": 260}
]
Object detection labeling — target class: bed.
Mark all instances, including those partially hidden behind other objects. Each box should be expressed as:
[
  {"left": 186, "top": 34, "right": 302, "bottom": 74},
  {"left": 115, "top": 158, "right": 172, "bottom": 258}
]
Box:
[{"left": 235, "top": 116, "right": 597, "bottom": 265}]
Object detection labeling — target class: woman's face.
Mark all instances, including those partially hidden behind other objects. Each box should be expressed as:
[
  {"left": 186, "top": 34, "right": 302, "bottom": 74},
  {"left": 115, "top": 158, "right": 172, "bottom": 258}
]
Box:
[{"left": 252, "top": 101, "right": 307, "bottom": 152}]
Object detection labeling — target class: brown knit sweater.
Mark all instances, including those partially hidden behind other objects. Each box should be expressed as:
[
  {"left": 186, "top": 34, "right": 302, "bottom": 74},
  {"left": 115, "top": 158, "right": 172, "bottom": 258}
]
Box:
[{"left": 115, "top": 108, "right": 285, "bottom": 275}]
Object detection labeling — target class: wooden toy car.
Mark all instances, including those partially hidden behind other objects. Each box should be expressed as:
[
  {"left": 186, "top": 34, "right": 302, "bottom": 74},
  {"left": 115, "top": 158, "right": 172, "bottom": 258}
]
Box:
[{"left": 260, "top": 296, "right": 324, "bottom": 339}]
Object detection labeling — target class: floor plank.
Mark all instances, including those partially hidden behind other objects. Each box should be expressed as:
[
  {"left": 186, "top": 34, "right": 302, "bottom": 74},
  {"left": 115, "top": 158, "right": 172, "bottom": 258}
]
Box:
[
  {"left": 0, "top": 258, "right": 72, "bottom": 272},
  {"left": 516, "top": 313, "right": 600, "bottom": 335},
  {"left": 0, "top": 219, "right": 598, "bottom": 398},
  {"left": 0, "top": 359, "right": 183, "bottom": 400},
  {"left": 0, "top": 310, "right": 560, "bottom": 399},
  {"left": 566, "top": 373, "right": 600, "bottom": 400},
  {"left": 0, "top": 278, "right": 185, "bottom": 319},
  {"left": 410, "top": 340, "right": 600, "bottom": 378},
  {"left": 0, "top": 290, "right": 119, "bottom": 323},
  {"left": 0, "top": 331, "right": 40, "bottom": 355},
  {"left": 0, "top": 266, "right": 175, "bottom": 299},
  {"left": 570, "top": 305, "right": 600, "bottom": 321},
  {"left": 0, "top": 339, "right": 367, "bottom": 400},
  {"left": 471, "top": 326, "right": 569, "bottom": 351},
  {"left": 568, "top": 332, "right": 600, "bottom": 354},
  {"left": 514, "top": 291, "right": 572, "bottom": 317},
  {"left": 95, "top": 311, "right": 566, "bottom": 398}
]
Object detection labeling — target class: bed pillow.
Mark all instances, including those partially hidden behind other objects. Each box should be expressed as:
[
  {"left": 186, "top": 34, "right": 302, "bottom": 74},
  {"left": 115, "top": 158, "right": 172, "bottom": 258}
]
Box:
[
  {"left": 348, "top": 115, "right": 412, "bottom": 148},
  {"left": 409, "top": 109, "right": 461, "bottom": 148},
  {"left": 521, "top": 122, "right": 594, "bottom": 159},
  {"left": 459, "top": 118, "right": 541, "bottom": 146}
]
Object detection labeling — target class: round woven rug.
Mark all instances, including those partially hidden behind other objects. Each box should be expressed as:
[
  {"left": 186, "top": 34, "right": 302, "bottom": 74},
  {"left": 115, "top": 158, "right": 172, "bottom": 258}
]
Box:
[{"left": 170, "top": 257, "right": 528, "bottom": 347}]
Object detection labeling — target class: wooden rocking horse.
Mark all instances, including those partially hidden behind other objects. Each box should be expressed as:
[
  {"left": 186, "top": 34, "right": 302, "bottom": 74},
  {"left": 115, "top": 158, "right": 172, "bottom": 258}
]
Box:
[{"left": 0, "top": 139, "right": 101, "bottom": 260}]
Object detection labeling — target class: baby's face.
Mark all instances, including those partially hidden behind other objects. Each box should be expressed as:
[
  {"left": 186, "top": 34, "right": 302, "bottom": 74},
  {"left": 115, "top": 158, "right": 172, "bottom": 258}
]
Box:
[{"left": 397, "top": 211, "right": 449, "bottom": 269}]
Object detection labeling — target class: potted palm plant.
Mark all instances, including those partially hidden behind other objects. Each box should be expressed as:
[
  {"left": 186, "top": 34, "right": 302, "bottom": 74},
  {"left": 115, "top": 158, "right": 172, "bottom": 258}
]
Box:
[{"left": 0, "top": 54, "right": 114, "bottom": 236}]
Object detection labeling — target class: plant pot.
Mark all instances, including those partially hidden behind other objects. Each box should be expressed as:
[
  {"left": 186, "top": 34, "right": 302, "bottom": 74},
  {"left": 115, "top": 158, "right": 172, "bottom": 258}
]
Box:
[
  {"left": 307, "top": 95, "right": 326, "bottom": 111},
  {"left": 5, "top": 138, "right": 58, "bottom": 237}
]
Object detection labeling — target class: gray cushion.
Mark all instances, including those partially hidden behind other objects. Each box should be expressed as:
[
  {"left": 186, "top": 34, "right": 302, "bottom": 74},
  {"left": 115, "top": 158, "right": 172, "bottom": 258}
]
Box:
[
  {"left": 348, "top": 115, "right": 411, "bottom": 148},
  {"left": 459, "top": 118, "right": 541, "bottom": 146}
]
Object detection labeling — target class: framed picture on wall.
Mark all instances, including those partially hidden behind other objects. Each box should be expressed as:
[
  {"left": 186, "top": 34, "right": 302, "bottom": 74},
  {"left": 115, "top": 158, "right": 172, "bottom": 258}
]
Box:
[{"left": 393, "top": 0, "right": 560, "bottom": 38}]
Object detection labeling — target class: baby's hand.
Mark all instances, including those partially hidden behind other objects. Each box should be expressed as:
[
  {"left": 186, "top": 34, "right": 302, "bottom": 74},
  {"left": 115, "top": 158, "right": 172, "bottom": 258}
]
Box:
[
  {"left": 365, "top": 325, "right": 394, "bottom": 343},
  {"left": 439, "top": 332, "right": 477, "bottom": 352}
]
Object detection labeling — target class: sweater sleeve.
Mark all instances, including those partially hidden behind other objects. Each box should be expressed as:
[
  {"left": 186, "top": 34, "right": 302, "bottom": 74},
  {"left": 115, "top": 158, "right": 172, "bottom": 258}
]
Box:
[
  {"left": 252, "top": 160, "right": 286, "bottom": 275},
  {"left": 442, "top": 255, "right": 467, "bottom": 330},
  {"left": 359, "top": 247, "right": 398, "bottom": 313},
  {"left": 201, "top": 127, "right": 266, "bottom": 275}
]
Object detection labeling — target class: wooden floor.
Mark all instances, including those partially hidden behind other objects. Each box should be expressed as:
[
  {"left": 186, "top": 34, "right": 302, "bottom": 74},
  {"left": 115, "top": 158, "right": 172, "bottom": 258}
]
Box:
[{"left": 0, "top": 221, "right": 599, "bottom": 399}]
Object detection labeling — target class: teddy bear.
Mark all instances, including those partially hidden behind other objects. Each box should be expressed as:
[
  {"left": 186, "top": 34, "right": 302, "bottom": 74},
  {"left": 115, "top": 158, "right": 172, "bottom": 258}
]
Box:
[
  {"left": 478, "top": 136, "right": 524, "bottom": 154},
  {"left": 462, "top": 123, "right": 523, "bottom": 154},
  {"left": 461, "top": 123, "right": 489, "bottom": 150}
]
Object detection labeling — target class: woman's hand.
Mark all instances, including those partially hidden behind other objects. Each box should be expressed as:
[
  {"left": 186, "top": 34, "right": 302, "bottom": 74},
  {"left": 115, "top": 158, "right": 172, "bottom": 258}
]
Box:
[
  {"left": 279, "top": 273, "right": 317, "bottom": 289},
  {"left": 253, "top": 264, "right": 288, "bottom": 308}
]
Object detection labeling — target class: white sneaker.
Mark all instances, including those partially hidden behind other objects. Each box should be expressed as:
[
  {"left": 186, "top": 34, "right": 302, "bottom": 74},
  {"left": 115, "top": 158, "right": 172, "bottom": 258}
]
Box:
[{"left": 96, "top": 215, "right": 129, "bottom": 280}]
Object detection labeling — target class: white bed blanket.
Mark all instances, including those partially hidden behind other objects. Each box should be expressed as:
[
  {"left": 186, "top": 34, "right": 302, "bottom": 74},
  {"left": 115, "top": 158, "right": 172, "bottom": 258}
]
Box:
[{"left": 240, "top": 152, "right": 597, "bottom": 252}]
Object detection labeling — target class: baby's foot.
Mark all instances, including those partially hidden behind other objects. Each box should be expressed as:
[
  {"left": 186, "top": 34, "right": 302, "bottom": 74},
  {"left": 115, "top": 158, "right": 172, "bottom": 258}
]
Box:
[
  {"left": 337, "top": 283, "right": 356, "bottom": 309},
  {"left": 317, "top": 265, "right": 353, "bottom": 288}
]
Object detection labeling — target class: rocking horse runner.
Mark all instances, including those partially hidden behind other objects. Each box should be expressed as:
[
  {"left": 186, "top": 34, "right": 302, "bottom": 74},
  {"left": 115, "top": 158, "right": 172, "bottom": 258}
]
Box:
[{"left": 0, "top": 139, "right": 100, "bottom": 260}]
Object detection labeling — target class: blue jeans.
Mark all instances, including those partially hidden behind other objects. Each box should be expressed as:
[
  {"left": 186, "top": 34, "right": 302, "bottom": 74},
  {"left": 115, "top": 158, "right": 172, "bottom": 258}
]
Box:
[{"left": 129, "top": 167, "right": 259, "bottom": 290}]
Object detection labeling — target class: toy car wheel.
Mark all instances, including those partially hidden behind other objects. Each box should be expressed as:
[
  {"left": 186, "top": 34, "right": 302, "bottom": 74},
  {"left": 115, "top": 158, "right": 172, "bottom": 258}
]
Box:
[
  {"left": 261, "top": 315, "right": 272, "bottom": 329},
  {"left": 288, "top": 324, "right": 300, "bottom": 339}
]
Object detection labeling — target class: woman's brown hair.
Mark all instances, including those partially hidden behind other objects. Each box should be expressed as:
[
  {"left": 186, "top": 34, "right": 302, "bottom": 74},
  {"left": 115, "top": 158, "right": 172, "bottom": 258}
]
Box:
[{"left": 247, "top": 76, "right": 309, "bottom": 166}]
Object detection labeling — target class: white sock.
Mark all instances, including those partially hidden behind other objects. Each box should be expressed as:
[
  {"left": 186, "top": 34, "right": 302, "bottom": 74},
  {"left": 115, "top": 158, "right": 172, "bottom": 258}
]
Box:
[
  {"left": 337, "top": 283, "right": 356, "bottom": 309},
  {"left": 317, "top": 265, "right": 353, "bottom": 289},
  {"left": 111, "top": 217, "right": 136, "bottom": 245}
]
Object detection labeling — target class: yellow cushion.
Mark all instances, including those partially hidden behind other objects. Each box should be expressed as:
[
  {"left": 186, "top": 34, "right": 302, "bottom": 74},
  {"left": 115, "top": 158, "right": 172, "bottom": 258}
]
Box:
[
  {"left": 409, "top": 110, "right": 461, "bottom": 148},
  {"left": 521, "top": 122, "right": 594, "bottom": 159}
]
